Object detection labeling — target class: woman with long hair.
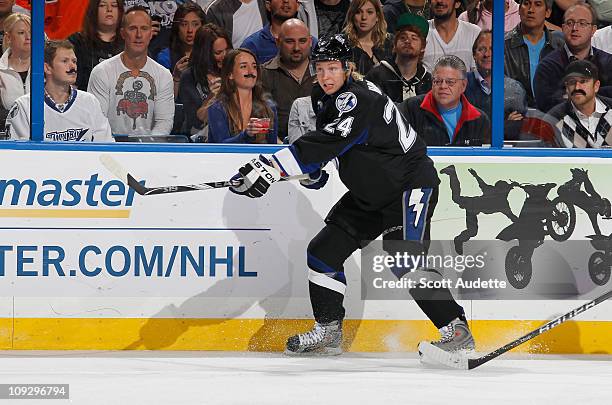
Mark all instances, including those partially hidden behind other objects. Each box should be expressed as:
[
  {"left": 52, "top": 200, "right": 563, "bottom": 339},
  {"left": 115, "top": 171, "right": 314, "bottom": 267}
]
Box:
[
  {"left": 207, "top": 48, "right": 278, "bottom": 144},
  {"left": 156, "top": 2, "right": 205, "bottom": 95},
  {"left": 0, "top": 13, "right": 31, "bottom": 110},
  {"left": 177, "top": 23, "right": 232, "bottom": 138},
  {"left": 67, "top": 0, "right": 124, "bottom": 90},
  {"left": 343, "top": 0, "right": 392, "bottom": 75}
]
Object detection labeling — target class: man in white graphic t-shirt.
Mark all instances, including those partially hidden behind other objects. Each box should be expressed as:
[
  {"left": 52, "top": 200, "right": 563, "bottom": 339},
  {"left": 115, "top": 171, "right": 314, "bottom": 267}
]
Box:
[
  {"left": 423, "top": 0, "right": 481, "bottom": 72},
  {"left": 88, "top": 5, "right": 174, "bottom": 136},
  {"left": 7, "top": 40, "right": 114, "bottom": 142}
]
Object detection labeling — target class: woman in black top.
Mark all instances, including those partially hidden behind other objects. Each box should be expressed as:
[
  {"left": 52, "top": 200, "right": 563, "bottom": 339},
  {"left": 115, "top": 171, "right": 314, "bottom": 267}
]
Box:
[
  {"left": 68, "top": 0, "right": 124, "bottom": 91},
  {"left": 177, "top": 24, "right": 232, "bottom": 138},
  {"left": 343, "top": 0, "right": 392, "bottom": 75}
]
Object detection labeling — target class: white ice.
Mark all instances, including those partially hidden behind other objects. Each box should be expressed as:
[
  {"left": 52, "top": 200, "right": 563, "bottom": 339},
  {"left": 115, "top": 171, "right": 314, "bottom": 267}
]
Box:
[{"left": 0, "top": 352, "right": 610, "bottom": 405}]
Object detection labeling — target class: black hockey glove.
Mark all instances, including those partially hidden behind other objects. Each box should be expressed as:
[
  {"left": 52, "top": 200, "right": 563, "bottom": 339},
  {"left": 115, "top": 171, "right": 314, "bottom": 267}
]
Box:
[
  {"left": 299, "top": 169, "right": 329, "bottom": 190},
  {"left": 230, "top": 155, "right": 281, "bottom": 198}
]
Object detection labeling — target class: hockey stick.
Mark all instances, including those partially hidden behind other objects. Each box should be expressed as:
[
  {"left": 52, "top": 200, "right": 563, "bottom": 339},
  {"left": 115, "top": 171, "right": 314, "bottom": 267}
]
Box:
[
  {"left": 418, "top": 288, "right": 612, "bottom": 370},
  {"left": 100, "top": 154, "right": 310, "bottom": 196}
]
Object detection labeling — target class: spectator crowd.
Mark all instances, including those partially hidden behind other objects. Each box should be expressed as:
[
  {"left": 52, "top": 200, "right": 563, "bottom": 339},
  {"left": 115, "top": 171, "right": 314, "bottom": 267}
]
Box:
[{"left": 0, "top": 0, "right": 611, "bottom": 148}]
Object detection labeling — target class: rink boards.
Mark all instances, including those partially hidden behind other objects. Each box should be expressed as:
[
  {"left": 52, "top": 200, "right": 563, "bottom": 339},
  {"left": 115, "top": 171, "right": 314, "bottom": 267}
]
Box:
[{"left": 0, "top": 149, "right": 611, "bottom": 353}]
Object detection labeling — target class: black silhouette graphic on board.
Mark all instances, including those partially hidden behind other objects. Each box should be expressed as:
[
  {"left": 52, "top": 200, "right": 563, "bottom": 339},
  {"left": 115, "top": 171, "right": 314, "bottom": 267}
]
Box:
[
  {"left": 496, "top": 182, "right": 566, "bottom": 289},
  {"left": 586, "top": 234, "right": 612, "bottom": 286},
  {"left": 557, "top": 168, "right": 611, "bottom": 236},
  {"left": 442, "top": 166, "right": 612, "bottom": 289},
  {"left": 439, "top": 165, "right": 517, "bottom": 255}
]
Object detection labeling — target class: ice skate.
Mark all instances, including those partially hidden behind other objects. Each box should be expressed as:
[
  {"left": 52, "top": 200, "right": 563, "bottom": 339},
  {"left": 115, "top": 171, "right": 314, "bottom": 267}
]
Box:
[
  {"left": 284, "top": 320, "right": 343, "bottom": 356},
  {"left": 418, "top": 318, "right": 475, "bottom": 365}
]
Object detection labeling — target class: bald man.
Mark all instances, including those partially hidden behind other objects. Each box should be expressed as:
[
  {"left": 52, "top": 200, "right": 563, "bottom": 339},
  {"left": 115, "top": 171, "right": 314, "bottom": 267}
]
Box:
[{"left": 261, "top": 18, "right": 315, "bottom": 142}]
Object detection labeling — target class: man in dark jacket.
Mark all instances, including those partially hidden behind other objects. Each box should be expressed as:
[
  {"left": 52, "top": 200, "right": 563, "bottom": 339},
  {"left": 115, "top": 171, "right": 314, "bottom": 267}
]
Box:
[
  {"left": 399, "top": 55, "right": 490, "bottom": 146},
  {"left": 548, "top": 60, "right": 612, "bottom": 148},
  {"left": 534, "top": 2, "right": 612, "bottom": 112},
  {"left": 504, "top": 0, "right": 564, "bottom": 107},
  {"left": 365, "top": 13, "right": 431, "bottom": 103}
]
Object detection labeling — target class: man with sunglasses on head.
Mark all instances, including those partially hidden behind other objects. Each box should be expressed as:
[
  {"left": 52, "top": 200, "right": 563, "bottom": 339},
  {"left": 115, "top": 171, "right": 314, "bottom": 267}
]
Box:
[
  {"left": 398, "top": 55, "right": 490, "bottom": 146},
  {"left": 534, "top": 1, "right": 612, "bottom": 113},
  {"left": 548, "top": 59, "right": 612, "bottom": 148}
]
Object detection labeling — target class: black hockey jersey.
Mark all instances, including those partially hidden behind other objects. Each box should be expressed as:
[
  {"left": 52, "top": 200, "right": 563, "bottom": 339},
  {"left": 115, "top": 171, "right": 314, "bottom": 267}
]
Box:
[{"left": 272, "top": 78, "right": 439, "bottom": 210}]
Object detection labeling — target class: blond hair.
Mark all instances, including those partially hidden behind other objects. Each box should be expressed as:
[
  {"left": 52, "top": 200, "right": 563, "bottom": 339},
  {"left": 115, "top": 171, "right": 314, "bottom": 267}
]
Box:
[
  {"left": 343, "top": 0, "right": 388, "bottom": 50},
  {"left": 2, "top": 13, "right": 31, "bottom": 53}
]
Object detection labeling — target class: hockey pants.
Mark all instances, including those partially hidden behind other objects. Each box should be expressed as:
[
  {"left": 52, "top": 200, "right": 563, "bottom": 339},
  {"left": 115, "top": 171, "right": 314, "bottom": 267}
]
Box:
[{"left": 307, "top": 188, "right": 466, "bottom": 329}]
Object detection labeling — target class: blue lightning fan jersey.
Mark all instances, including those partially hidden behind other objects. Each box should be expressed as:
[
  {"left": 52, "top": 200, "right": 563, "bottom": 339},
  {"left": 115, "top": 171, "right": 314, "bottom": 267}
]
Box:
[
  {"left": 273, "top": 79, "right": 439, "bottom": 210},
  {"left": 7, "top": 88, "right": 114, "bottom": 142}
]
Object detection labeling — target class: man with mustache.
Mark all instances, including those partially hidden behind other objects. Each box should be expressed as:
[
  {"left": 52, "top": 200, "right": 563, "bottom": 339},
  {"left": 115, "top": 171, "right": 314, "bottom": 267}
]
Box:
[
  {"left": 548, "top": 59, "right": 612, "bottom": 148},
  {"left": 533, "top": 1, "right": 612, "bottom": 112},
  {"left": 365, "top": 13, "right": 432, "bottom": 103},
  {"left": 261, "top": 18, "right": 314, "bottom": 141},
  {"left": 422, "top": 0, "right": 481, "bottom": 72},
  {"left": 241, "top": 0, "right": 316, "bottom": 64},
  {"left": 6, "top": 40, "right": 113, "bottom": 142}
]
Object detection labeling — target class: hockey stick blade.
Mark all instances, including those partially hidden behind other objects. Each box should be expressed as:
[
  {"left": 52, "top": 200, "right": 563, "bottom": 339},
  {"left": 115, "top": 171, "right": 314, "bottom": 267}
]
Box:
[
  {"left": 418, "top": 342, "right": 469, "bottom": 370},
  {"left": 99, "top": 154, "right": 128, "bottom": 184},
  {"left": 419, "top": 288, "right": 612, "bottom": 370}
]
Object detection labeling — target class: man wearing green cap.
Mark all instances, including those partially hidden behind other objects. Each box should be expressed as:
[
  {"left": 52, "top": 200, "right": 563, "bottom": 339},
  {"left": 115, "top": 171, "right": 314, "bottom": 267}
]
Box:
[{"left": 365, "top": 13, "right": 432, "bottom": 103}]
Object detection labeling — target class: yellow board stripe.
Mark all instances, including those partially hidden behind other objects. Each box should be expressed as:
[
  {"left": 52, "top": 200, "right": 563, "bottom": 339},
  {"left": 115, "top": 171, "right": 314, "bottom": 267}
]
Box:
[
  {"left": 0, "top": 209, "right": 130, "bottom": 218},
  {"left": 2, "top": 318, "right": 610, "bottom": 353}
]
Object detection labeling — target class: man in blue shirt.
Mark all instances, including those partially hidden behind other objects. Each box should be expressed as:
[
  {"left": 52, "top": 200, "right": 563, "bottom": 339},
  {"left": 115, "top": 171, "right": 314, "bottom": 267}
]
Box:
[
  {"left": 504, "top": 0, "right": 564, "bottom": 107},
  {"left": 241, "top": 0, "right": 316, "bottom": 64},
  {"left": 399, "top": 55, "right": 490, "bottom": 146}
]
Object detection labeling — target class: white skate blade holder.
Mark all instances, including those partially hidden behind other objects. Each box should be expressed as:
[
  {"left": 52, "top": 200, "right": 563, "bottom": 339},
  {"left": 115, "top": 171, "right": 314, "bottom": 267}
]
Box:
[{"left": 418, "top": 342, "right": 469, "bottom": 370}]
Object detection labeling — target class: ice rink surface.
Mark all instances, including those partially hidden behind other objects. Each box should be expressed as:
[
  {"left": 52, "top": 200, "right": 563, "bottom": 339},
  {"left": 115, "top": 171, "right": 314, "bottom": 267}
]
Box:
[{"left": 1, "top": 352, "right": 610, "bottom": 405}]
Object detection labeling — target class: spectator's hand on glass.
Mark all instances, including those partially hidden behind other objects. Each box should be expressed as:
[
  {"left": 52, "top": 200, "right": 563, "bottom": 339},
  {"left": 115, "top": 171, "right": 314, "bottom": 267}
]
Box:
[{"left": 507, "top": 111, "right": 523, "bottom": 121}]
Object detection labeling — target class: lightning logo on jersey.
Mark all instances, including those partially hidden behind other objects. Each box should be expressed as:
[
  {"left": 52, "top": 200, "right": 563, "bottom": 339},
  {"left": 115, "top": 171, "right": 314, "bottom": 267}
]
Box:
[
  {"left": 403, "top": 188, "right": 433, "bottom": 241},
  {"left": 335, "top": 92, "right": 357, "bottom": 114}
]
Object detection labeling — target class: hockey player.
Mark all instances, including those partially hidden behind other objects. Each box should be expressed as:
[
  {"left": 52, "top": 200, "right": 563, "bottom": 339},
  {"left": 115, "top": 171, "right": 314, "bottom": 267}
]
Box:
[
  {"left": 229, "top": 34, "right": 475, "bottom": 357},
  {"left": 7, "top": 40, "right": 114, "bottom": 142}
]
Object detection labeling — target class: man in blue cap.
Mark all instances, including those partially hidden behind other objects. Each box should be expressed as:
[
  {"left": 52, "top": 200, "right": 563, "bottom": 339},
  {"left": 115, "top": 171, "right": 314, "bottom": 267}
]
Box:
[{"left": 365, "top": 13, "right": 432, "bottom": 103}]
